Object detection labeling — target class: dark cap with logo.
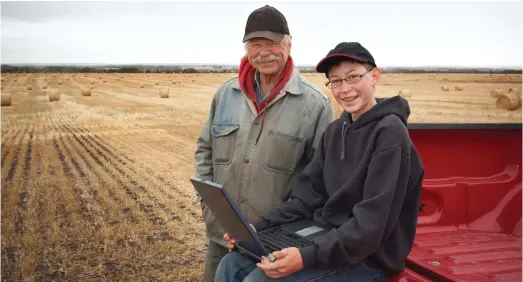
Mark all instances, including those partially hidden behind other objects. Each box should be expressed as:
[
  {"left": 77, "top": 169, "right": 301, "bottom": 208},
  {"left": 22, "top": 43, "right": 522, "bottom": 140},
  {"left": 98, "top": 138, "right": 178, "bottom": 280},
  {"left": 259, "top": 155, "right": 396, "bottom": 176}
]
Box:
[
  {"left": 243, "top": 5, "right": 290, "bottom": 43},
  {"left": 316, "top": 42, "right": 376, "bottom": 73}
]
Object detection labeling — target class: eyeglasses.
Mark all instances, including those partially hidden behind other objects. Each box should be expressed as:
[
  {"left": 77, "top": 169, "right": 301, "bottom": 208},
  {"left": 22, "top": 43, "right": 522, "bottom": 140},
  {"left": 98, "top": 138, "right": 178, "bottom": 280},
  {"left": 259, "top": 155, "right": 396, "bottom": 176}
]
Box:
[{"left": 325, "top": 68, "right": 374, "bottom": 89}]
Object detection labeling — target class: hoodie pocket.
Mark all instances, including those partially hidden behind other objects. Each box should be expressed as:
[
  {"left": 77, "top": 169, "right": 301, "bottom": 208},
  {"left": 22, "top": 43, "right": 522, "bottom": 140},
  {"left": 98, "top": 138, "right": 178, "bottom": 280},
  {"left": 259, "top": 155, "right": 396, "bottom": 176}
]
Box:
[
  {"left": 211, "top": 124, "right": 240, "bottom": 165},
  {"left": 263, "top": 130, "right": 304, "bottom": 175}
]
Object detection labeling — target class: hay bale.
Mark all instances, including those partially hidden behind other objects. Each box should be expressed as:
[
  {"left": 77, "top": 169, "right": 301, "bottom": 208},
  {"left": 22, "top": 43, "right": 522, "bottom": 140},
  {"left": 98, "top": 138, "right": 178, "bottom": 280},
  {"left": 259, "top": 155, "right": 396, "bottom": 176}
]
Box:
[
  {"left": 42, "top": 85, "right": 48, "bottom": 90},
  {"left": 27, "top": 86, "right": 32, "bottom": 90},
  {"left": 454, "top": 85, "right": 464, "bottom": 91},
  {"left": 1, "top": 93, "right": 12, "bottom": 106},
  {"left": 398, "top": 89, "right": 411, "bottom": 98},
  {"left": 508, "top": 88, "right": 515, "bottom": 93},
  {"left": 441, "top": 85, "right": 449, "bottom": 92},
  {"left": 490, "top": 89, "right": 503, "bottom": 98},
  {"left": 140, "top": 85, "right": 145, "bottom": 88},
  {"left": 57, "top": 82, "right": 62, "bottom": 85},
  {"left": 48, "top": 89, "right": 61, "bottom": 102},
  {"left": 81, "top": 88, "right": 92, "bottom": 96},
  {"left": 155, "top": 82, "right": 159, "bottom": 85},
  {"left": 496, "top": 92, "right": 521, "bottom": 111},
  {"left": 159, "top": 88, "right": 169, "bottom": 98}
]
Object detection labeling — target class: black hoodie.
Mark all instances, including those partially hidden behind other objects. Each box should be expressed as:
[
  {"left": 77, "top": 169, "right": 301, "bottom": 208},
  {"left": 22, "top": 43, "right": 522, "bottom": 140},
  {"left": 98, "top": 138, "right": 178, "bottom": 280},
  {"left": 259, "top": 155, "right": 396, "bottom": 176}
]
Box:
[{"left": 252, "top": 96, "right": 425, "bottom": 274}]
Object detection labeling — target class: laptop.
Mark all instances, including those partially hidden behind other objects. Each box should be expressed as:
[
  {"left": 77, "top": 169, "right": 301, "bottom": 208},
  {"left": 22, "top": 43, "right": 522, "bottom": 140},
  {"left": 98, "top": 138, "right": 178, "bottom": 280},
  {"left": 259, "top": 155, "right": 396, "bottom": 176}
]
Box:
[{"left": 190, "top": 176, "right": 333, "bottom": 262}]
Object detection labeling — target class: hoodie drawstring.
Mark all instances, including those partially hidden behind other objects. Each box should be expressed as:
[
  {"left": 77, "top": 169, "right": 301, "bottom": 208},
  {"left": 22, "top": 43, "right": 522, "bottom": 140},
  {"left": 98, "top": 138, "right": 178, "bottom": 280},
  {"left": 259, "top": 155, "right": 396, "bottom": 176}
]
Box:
[
  {"left": 341, "top": 121, "right": 346, "bottom": 160},
  {"left": 340, "top": 114, "right": 353, "bottom": 160}
]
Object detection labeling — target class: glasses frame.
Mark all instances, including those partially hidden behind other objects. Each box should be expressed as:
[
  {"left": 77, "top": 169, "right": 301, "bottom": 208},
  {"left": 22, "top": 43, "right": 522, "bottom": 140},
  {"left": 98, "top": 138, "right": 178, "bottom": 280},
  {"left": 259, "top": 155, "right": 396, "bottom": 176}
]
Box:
[{"left": 325, "top": 67, "right": 375, "bottom": 89}]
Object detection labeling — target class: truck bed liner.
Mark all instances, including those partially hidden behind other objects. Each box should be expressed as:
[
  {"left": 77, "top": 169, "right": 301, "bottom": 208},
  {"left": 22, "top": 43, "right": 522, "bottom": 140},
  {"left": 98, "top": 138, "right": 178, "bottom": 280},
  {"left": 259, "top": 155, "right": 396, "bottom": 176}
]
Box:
[{"left": 406, "top": 227, "right": 522, "bottom": 281}]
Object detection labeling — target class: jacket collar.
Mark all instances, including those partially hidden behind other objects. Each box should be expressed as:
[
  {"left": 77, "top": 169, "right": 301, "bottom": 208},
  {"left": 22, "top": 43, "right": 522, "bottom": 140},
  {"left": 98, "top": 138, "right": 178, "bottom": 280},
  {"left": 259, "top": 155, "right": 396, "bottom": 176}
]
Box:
[{"left": 233, "top": 67, "right": 303, "bottom": 95}]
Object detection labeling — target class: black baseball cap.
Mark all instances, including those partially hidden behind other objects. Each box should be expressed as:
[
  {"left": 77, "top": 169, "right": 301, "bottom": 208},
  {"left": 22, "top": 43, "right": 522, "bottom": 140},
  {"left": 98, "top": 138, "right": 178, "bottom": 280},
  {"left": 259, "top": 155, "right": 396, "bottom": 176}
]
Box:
[
  {"left": 316, "top": 42, "right": 376, "bottom": 73},
  {"left": 242, "top": 5, "right": 290, "bottom": 43}
]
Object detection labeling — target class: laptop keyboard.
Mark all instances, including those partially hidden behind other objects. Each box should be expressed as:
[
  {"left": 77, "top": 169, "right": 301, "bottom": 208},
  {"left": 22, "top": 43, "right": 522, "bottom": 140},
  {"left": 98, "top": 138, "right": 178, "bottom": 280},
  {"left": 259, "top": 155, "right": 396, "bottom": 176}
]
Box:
[{"left": 258, "top": 226, "right": 314, "bottom": 252}]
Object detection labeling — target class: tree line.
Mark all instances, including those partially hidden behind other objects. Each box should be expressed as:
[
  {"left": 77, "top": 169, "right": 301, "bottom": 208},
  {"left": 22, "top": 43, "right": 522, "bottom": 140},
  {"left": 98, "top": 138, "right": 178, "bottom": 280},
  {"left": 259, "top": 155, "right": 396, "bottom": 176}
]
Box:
[{"left": 1, "top": 64, "right": 521, "bottom": 74}]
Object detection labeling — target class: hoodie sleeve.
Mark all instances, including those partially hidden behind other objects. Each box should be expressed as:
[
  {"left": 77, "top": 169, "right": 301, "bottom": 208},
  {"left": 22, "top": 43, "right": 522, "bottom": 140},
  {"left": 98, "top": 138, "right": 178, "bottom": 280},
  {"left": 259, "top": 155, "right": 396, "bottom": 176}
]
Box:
[
  {"left": 299, "top": 145, "right": 412, "bottom": 268},
  {"left": 252, "top": 131, "right": 330, "bottom": 232}
]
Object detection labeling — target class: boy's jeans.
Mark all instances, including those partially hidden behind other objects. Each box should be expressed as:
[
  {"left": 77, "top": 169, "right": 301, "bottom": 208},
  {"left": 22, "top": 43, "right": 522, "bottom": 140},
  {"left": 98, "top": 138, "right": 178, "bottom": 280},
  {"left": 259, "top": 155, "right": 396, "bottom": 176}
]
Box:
[{"left": 215, "top": 252, "right": 389, "bottom": 282}]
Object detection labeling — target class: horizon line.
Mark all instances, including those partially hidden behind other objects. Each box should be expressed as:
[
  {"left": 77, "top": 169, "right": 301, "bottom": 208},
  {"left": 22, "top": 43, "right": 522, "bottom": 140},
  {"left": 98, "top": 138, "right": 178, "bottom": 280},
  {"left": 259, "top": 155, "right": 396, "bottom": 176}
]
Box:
[{"left": 2, "top": 63, "right": 522, "bottom": 69}]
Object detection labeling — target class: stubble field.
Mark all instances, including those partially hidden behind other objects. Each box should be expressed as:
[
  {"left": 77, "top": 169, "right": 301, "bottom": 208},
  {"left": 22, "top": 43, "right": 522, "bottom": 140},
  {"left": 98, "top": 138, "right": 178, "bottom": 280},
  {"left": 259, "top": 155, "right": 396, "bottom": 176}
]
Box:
[{"left": 1, "top": 72, "right": 521, "bottom": 281}]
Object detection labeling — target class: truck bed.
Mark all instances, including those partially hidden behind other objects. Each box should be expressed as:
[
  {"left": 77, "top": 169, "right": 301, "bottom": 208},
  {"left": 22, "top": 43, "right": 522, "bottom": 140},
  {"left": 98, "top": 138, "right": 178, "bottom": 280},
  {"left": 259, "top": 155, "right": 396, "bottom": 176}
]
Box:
[
  {"left": 399, "top": 124, "right": 522, "bottom": 282},
  {"left": 407, "top": 226, "right": 521, "bottom": 281}
]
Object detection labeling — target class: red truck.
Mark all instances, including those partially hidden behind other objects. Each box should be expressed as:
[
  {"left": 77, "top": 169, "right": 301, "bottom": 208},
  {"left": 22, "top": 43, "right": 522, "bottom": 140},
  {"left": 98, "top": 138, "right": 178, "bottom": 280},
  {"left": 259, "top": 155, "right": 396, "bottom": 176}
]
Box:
[{"left": 389, "top": 123, "right": 522, "bottom": 282}]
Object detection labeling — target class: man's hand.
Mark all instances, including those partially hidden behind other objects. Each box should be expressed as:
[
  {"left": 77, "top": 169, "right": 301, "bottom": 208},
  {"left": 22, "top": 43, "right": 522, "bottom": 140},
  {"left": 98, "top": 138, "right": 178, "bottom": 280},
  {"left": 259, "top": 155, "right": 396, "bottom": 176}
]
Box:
[
  {"left": 256, "top": 247, "right": 304, "bottom": 279},
  {"left": 224, "top": 223, "right": 256, "bottom": 252}
]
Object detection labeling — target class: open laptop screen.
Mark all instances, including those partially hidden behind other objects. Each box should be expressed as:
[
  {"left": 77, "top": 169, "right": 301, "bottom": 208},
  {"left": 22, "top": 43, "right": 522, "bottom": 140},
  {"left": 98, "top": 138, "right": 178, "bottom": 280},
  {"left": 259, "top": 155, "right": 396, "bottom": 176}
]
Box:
[{"left": 190, "top": 177, "right": 270, "bottom": 259}]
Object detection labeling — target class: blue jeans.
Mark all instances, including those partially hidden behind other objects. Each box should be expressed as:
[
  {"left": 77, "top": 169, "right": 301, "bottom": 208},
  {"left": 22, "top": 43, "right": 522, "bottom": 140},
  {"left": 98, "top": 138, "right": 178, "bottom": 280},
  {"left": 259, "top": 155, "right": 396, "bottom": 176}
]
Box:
[{"left": 214, "top": 252, "right": 389, "bottom": 282}]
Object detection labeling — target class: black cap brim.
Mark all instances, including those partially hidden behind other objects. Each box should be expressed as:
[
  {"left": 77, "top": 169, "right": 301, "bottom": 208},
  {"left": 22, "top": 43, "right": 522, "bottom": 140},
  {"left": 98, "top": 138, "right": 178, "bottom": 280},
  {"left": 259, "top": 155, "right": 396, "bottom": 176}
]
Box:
[
  {"left": 315, "top": 54, "right": 370, "bottom": 73},
  {"left": 243, "top": 31, "right": 284, "bottom": 43}
]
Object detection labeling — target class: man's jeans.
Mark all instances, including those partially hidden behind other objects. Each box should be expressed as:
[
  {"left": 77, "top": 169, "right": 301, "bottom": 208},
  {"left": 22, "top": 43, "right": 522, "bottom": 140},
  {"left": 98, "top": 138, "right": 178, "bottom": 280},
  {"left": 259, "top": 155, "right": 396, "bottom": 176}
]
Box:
[
  {"left": 203, "top": 240, "right": 229, "bottom": 282},
  {"left": 215, "top": 252, "right": 389, "bottom": 282}
]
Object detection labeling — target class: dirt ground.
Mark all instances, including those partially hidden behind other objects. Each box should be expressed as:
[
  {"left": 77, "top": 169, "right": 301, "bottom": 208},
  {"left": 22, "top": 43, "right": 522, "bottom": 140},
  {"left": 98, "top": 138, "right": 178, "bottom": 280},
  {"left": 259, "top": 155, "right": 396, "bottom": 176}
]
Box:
[{"left": 1, "top": 72, "right": 521, "bottom": 281}]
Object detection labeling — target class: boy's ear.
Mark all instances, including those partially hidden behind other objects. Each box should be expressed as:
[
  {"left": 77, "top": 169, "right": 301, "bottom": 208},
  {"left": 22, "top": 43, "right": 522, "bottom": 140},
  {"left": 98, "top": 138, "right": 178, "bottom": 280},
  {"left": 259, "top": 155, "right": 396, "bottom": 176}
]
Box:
[{"left": 371, "top": 67, "right": 381, "bottom": 86}]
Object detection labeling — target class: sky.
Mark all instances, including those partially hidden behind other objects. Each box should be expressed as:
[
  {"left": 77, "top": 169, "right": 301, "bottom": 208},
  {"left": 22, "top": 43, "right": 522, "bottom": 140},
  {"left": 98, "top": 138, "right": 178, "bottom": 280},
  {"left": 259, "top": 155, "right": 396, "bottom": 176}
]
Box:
[{"left": 1, "top": 0, "right": 522, "bottom": 67}]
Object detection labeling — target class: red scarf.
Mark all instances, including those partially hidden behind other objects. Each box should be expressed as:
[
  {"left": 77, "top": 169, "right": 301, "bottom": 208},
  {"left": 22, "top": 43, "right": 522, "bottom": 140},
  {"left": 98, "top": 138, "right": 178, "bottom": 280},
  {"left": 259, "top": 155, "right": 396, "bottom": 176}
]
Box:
[{"left": 238, "top": 55, "right": 294, "bottom": 114}]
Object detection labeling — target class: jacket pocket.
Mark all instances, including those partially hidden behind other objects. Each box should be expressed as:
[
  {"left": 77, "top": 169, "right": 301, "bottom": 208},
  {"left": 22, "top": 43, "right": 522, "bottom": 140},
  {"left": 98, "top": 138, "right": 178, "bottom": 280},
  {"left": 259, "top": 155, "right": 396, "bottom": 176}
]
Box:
[
  {"left": 211, "top": 124, "right": 240, "bottom": 165},
  {"left": 263, "top": 130, "right": 304, "bottom": 175}
]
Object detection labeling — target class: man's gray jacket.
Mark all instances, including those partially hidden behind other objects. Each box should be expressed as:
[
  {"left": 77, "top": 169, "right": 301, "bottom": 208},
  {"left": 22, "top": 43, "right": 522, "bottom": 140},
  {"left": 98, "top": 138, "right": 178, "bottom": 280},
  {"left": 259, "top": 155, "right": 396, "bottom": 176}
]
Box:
[{"left": 194, "top": 68, "right": 335, "bottom": 247}]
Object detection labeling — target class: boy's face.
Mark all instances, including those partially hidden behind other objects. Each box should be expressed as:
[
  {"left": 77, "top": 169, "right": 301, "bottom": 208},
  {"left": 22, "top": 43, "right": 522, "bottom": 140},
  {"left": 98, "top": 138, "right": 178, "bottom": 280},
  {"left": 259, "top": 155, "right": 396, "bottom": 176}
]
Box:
[{"left": 327, "top": 61, "right": 381, "bottom": 119}]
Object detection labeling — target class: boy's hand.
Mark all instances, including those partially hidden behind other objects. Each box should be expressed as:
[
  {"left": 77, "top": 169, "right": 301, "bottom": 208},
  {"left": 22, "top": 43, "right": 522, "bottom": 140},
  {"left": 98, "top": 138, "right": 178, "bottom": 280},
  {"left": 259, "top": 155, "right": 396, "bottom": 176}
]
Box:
[
  {"left": 256, "top": 247, "right": 304, "bottom": 278},
  {"left": 224, "top": 223, "right": 256, "bottom": 252}
]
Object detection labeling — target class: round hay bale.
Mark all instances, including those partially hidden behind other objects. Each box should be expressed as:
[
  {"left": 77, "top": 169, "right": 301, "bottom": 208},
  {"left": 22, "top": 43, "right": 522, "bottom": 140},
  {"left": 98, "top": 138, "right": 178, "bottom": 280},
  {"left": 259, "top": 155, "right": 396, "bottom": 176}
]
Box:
[
  {"left": 27, "top": 86, "right": 32, "bottom": 90},
  {"left": 48, "top": 89, "right": 61, "bottom": 102},
  {"left": 81, "top": 88, "right": 92, "bottom": 96},
  {"left": 1, "top": 93, "right": 12, "bottom": 106},
  {"left": 490, "top": 89, "right": 503, "bottom": 98},
  {"left": 441, "top": 85, "right": 449, "bottom": 92},
  {"left": 454, "top": 85, "right": 464, "bottom": 91},
  {"left": 57, "top": 82, "right": 62, "bottom": 85},
  {"left": 155, "top": 82, "right": 159, "bottom": 85},
  {"left": 496, "top": 92, "right": 521, "bottom": 111},
  {"left": 398, "top": 89, "right": 411, "bottom": 98},
  {"left": 42, "top": 85, "right": 48, "bottom": 90},
  {"left": 140, "top": 85, "right": 145, "bottom": 88},
  {"left": 159, "top": 88, "right": 169, "bottom": 98}
]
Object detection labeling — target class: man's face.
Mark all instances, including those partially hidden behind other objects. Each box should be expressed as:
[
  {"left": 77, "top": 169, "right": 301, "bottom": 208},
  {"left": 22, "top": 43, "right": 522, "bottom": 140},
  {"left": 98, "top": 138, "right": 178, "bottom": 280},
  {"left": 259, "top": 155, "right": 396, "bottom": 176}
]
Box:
[
  {"left": 327, "top": 61, "right": 380, "bottom": 117},
  {"left": 246, "top": 37, "right": 290, "bottom": 75}
]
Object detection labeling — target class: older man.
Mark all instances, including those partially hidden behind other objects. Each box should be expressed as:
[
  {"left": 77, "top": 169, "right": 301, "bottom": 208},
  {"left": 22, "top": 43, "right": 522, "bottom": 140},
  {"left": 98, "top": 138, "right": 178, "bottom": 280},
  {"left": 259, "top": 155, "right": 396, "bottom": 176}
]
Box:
[{"left": 193, "top": 5, "right": 335, "bottom": 282}]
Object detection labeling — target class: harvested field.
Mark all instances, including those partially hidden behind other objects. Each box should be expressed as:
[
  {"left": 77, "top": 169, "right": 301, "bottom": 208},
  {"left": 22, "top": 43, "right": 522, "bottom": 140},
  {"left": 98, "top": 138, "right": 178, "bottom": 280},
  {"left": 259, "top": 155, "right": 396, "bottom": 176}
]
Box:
[{"left": 1, "top": 72, "right": 521, "bottom": 281}]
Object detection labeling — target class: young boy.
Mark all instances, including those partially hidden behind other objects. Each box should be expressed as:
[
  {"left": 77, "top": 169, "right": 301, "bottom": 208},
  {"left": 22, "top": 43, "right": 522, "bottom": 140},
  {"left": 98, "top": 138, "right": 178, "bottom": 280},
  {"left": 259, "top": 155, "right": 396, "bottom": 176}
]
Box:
[{"left": 214, "top": 42, "right": 425, "bottom": 282}]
